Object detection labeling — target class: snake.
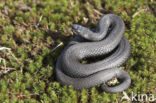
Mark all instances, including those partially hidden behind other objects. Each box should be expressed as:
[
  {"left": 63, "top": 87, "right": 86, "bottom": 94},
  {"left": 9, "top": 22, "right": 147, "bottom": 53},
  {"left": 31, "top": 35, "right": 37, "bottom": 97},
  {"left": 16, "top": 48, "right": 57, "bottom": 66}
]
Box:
[{"left": 55, "top": 14, "right": 131, "bottom": 93}]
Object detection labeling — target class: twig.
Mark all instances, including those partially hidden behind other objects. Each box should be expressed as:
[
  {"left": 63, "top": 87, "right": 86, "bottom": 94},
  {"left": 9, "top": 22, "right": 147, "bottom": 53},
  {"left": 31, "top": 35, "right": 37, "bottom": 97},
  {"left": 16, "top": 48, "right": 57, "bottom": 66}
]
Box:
[
  {"left": 0, "top": 66, "right": 15, "bottom": 76},
  {"left": 37, "top": 15, "right": 43, "bottom": 27},
  {"left": 52, "top": 42, "right": 63, "bottom": 52},
  {"left": 0, "top": 47, "right": 11, "bottom": 51},
  {"left": 132, "top": 6, "right": 150, "bottom": 18},
  {"left": 8, "top": 92, "right": 39, "bottom": 99},
  {"left": 93, "top": 9, "right": 103, "bottom": 16},
  {"left": 0, "top": 47, "right": 23, "bottom": 67},
  {"left": 0, "top": 47, "right": 23, "bottom": 76}
]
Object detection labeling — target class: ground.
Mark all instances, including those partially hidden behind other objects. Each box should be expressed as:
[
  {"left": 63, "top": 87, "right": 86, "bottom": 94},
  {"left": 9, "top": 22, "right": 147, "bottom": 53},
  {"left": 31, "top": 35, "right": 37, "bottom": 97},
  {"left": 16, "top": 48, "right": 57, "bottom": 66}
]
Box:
[{"left": 0, "top": 0, "right": 155, "bottom": 103}]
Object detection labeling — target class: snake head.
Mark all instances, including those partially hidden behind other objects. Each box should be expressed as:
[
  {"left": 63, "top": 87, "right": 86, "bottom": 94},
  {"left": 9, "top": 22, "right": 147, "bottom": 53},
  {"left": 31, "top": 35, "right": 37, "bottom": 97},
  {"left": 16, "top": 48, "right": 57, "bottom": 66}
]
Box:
[
  {"left": 72, "top": 24, "right": 97, "bottom": 41},
  {"left": 72, "top": 24, "right": 83, "bottom": 35}
]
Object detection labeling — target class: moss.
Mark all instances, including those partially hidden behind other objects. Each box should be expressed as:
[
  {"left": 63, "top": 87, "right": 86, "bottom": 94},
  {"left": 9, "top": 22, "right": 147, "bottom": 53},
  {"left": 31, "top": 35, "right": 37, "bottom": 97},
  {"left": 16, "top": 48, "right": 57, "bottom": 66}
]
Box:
[{"left": 0, "top": 0, "right": 155, "bottom": 102}]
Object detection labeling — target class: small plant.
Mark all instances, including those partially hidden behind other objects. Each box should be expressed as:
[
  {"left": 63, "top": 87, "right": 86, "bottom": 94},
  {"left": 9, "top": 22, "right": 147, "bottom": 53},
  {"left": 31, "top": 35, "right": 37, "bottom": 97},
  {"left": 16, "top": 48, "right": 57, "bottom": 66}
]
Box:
[{"left": 0, "top": 0, "right": 155, "bottom": 102}]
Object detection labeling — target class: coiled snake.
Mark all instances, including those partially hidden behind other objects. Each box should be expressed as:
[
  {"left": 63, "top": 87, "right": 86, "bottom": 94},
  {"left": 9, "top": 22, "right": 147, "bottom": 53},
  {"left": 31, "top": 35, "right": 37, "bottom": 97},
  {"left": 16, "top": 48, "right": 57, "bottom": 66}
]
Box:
[{"left": 56, "top": 14, "right": 131, "bottom": 93}]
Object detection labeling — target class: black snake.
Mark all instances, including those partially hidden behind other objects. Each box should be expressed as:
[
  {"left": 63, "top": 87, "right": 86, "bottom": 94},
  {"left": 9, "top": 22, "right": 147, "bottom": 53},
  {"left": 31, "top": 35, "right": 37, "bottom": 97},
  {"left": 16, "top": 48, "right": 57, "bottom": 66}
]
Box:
[{"left": 56, "top": 14, "right": 131, "bottom": 93}]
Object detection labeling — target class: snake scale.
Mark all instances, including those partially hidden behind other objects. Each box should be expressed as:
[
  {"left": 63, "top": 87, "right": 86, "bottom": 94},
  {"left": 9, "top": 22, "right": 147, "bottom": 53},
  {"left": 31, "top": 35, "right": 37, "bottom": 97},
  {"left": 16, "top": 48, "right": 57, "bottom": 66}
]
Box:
[{"left": 56, "top": 14, "right": 131, "bottom": 93}]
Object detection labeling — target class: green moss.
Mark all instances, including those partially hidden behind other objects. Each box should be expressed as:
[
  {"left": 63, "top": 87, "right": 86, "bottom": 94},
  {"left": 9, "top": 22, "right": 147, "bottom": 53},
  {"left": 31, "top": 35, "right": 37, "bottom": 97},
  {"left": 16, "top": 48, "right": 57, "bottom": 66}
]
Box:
[{"left": 0, "top": 0, "right": 155, "bottom": 102}]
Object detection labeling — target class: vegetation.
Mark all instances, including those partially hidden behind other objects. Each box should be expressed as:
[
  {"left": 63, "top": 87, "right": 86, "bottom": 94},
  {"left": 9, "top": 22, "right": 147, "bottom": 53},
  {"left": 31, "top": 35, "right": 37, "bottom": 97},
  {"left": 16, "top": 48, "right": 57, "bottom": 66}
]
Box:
[{"left": 0, "top": 0, "right": 155, "bottom": 102}]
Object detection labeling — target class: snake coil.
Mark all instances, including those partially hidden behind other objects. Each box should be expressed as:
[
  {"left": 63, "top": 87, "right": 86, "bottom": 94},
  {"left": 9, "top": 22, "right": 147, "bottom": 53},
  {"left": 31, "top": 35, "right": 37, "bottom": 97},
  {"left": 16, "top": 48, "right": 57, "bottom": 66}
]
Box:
[{"left": 56, "top": 14, "right": 131, "bottom": 93}]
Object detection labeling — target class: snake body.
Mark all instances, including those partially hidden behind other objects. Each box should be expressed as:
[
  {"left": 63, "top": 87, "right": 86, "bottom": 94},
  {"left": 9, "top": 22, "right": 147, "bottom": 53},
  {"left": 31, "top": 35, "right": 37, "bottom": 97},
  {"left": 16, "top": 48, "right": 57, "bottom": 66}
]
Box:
[{"left": 56, "top": 14, "right": 131, "bottom": 93}]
